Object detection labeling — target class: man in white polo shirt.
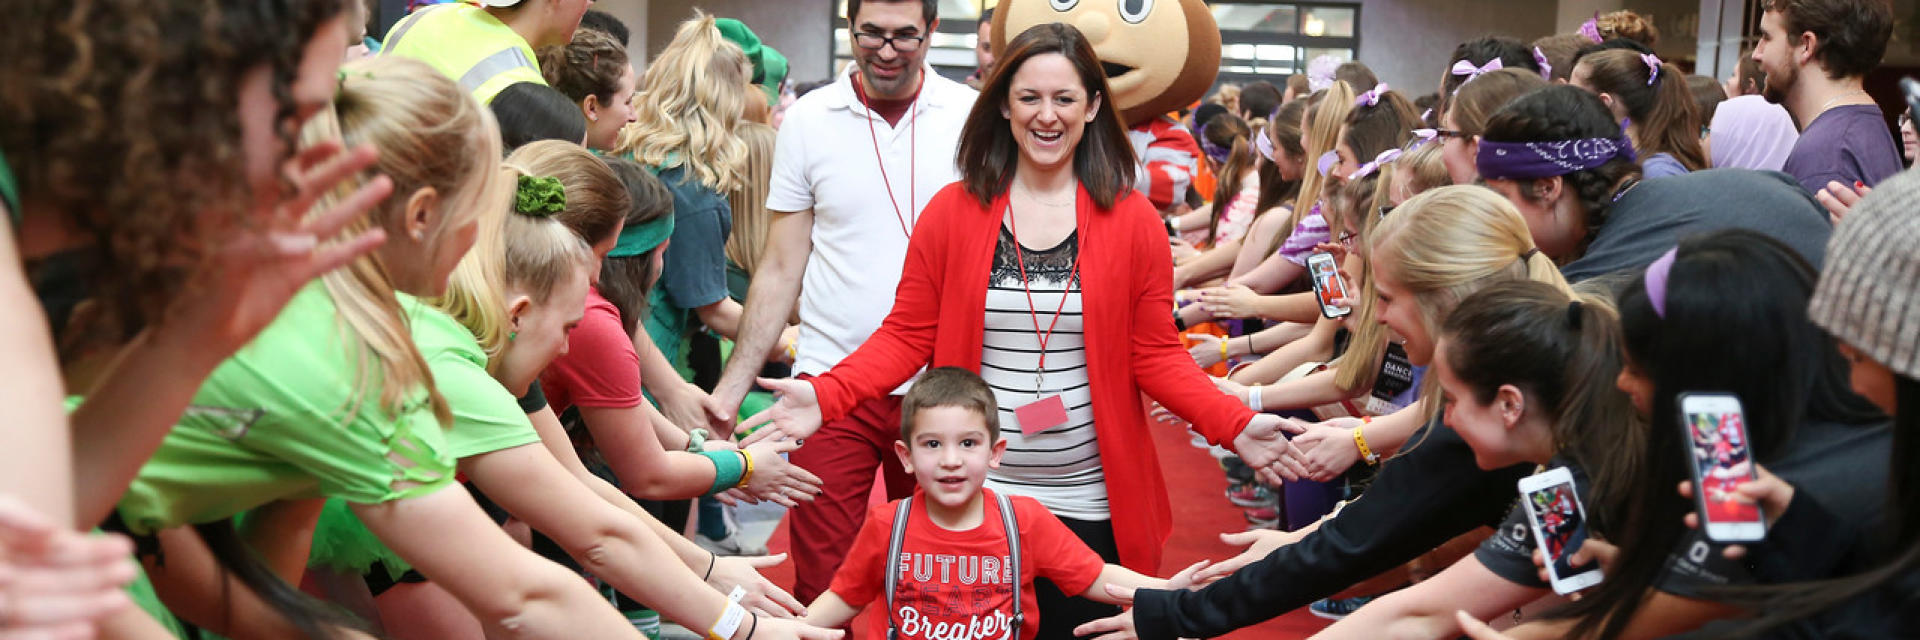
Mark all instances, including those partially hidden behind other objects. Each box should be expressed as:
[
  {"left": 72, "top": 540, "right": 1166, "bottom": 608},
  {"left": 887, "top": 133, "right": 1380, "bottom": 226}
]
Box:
[{"left": 706, "top": 0, "right": 977, "bottom": 605}]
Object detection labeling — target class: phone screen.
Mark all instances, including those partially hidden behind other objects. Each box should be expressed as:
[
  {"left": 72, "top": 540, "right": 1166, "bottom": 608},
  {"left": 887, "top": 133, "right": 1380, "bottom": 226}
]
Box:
[
  {"left": 1526, "top": 480, "right": 1597, "bottom": 582},
  {"left": 1684, "top": 407, "right": 1762, "bottom": 526},
  {"left": 1309, "top": 254, "right": 1349, "bottom": 316}
]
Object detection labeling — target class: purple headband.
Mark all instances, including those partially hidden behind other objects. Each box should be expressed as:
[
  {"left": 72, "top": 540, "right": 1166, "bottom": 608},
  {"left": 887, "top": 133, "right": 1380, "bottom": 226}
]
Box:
[
  {"left": 1533, "top": 47, "right": 1553, "bottom": 80},
  {"left": 1254, "top": 126, "right": 1278, "bottom": 162},
  {"left": 1476, "top": 135, "right": 1638, "bottom": 180},
  {"left": 1578, "top": 13, "right": 1604, "bottom": 43},
  {"left": 1644, "top": 246, "right": 1678, "bottom": 318},
  {"left": 1354, "top": 83, "right": 1390, "bottom": 108},
  {"left": 1350, "top": 148, "right": 1402, "bottom": 180},
  {"left": 1317, "top": 150, "right": 1338, "bottom": 176},
  {"left": 1640, "top": 53, "right": 1662, "bottom": 85},
  {"left": 1196, "top": 123, "right": 1232, "bottom": 163},
  {"left": 1450, "top": 58, "right": 1503, "bottom": 86}
]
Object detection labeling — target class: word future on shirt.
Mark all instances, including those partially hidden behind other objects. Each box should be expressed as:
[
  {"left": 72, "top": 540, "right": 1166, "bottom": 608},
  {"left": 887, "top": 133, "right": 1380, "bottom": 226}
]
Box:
[{"left": 892, "top": 552, "right": 1018, "bottom": 640}]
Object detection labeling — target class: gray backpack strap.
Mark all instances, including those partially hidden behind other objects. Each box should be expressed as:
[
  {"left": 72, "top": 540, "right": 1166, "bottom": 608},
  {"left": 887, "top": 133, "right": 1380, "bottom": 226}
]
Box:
[
  {"left": 884, "top": 496, "right": 914, "bottom": 640},
  {"left": 997, "top": 491, "right": 1024, "bottom": 632}
]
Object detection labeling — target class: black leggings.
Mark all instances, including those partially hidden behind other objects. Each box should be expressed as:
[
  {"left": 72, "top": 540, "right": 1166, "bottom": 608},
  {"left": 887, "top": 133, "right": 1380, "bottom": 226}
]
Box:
[{"left": 1034, "top": 517, "right": 1121, "bottom": 640}]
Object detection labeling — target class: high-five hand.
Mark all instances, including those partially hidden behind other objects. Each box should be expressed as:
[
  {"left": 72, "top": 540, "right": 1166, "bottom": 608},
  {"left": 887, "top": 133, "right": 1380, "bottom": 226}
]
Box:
[{"left": 737, "top": 378, "right": 824, "bottom": 447}]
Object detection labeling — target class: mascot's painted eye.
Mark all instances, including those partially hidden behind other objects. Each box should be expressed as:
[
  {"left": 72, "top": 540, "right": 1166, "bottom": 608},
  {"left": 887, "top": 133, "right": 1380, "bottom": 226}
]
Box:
[
  {"left": 1051, "top": 0, "right": 1080, "bottom": 11},
  {"left": 1117, "top": 0, "right": 1152, "bottom": 23}
]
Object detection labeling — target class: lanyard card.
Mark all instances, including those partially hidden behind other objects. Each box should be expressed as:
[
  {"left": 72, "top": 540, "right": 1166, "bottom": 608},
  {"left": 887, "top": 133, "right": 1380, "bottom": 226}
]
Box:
[{"left": 1014, "top": 394, "right": 1069, "bottom": 436}]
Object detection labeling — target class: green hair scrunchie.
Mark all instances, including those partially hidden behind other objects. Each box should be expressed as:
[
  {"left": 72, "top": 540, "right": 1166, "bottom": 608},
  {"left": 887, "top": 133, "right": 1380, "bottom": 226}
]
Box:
[{"left": 514, "top": 175, "right": 567, "bottom": 217}]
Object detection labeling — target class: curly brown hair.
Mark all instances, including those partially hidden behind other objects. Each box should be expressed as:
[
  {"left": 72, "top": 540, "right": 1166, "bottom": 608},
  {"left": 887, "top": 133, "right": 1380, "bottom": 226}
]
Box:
[
  {"left": 0, "top": 0, "right": 347, "bottom": 348},
  {"left": 538, "top": 28, "right": 630, "bottom": 106}
]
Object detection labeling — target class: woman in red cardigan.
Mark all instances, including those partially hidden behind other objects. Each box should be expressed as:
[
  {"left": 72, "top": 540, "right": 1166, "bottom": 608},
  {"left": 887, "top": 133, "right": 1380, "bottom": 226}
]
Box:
[{"left": 740, "top": 22, "right": 1301, "bottom": 635}]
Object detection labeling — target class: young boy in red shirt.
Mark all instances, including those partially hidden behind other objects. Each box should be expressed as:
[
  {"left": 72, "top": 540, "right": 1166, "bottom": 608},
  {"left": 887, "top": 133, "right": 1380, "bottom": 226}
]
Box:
[{"left": 803, "top": 367, "right": 1202, "bottom": 640}]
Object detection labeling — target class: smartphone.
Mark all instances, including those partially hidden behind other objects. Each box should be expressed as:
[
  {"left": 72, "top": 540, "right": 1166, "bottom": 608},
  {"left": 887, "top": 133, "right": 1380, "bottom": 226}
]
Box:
[
  {"left": 1307, "top": 252, "right": 1351, "bottom": 319},
  {"left": 1517, "top": 467, "right": 1604, "bottom": 595},
  {"left": 1678, "top": 392, "right": 1767, "bottom": 542}
]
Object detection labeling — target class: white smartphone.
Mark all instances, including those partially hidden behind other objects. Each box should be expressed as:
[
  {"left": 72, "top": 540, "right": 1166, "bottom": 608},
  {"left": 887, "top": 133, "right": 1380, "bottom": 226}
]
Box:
[
  {"left": 1678, "top": 392, "right": 1767, "bottom": 543},
  {"left": 1517, "top": 467, "right": 1604, "bottom": 595},
  {"left": 1307, "top": 252, "right": 1351, "bottom": 319}
]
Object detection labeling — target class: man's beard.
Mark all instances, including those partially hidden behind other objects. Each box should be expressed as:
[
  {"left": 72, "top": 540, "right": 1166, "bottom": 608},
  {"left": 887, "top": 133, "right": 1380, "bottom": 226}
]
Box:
[{"left": 1761, "top": 63, "right": 1793, "bottom": 105}]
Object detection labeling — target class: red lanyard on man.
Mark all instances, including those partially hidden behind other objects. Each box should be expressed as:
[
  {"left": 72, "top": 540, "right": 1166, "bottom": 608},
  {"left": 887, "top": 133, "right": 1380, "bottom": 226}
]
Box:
[{"left": 856, "top": 73, "right": 922, "bottom": 239}]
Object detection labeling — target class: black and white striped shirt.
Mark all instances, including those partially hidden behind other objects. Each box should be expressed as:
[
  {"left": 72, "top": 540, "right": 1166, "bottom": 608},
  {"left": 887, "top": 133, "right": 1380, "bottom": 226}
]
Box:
[{"left": 979, "top": 226, "right": 1106, "bottom": 521}]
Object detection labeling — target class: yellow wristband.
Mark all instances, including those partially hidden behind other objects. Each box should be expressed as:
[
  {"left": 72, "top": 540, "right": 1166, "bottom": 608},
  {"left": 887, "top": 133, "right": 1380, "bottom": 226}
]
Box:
[
  {"left": 735, "top": 450, "right": 754, "bottom": 489},
  {"left": 1353, "top": 420, "right": 1380, "bottom": 465},
  {"left": 1220, "top": 338, "right": 1230, "bottom": 360},
  {"left": 785, "top": 336, "right": 798, "bottom": 360}
]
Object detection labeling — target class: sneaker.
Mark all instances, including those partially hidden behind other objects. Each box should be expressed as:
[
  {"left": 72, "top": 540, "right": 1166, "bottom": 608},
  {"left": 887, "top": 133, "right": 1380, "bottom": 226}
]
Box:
[
  {"left": 695, "top": 530, "right": 769, "bottom": 557},
  {"left": 1225, "top": 481, "right": 1276, "bottom": 508},
  {"left": 1309, "top": 595, "right": 1377, "bottom": 620},
  {"left": 1243, "top": 504, "right": 1280, "bottom": 528}
]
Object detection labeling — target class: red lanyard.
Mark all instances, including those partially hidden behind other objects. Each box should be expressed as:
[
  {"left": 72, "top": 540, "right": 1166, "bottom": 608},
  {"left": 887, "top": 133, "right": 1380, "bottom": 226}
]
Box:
[
  {"left": 857, "top": 75, "right": 921, "bottom": 238},
  {"left": 1005, "top": 201, "right": 1080, "bottom": 383}
]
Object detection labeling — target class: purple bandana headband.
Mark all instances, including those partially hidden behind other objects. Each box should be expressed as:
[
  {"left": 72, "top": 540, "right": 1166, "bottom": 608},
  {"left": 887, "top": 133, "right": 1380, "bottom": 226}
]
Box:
[
  {"left": 1196, "top": 123, "right": 1232, "bottom": 163},
  {"left": 1350, "top": 148, "right": 1402, "bottom": 180},
  {"left": 1317, "top": 150, "right": 1338, "bottom": 176},
  {"left": 1476, "top": 135, "right": 1638, "bottom": 180},
  {"left": 1354, "top": 83, "right": 1390, "bottom": 108},
  {"left": 1578, "top": 13, "right": 1604, "bottom": 43},
  {"left": 1640, "top": 53, "right": 1662, "bottom": 85},
  {"left": 1533, "top": 47, "right": 1553, "bottom": 80},
  {"left": 1644, "top": 246, "right": 1679, "bottom": 318}
]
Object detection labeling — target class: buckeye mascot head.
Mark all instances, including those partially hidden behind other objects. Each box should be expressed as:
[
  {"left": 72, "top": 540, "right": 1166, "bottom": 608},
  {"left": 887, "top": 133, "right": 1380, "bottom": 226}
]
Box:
[{"left": 992, "top": 0, "right": 1222, "bottom": 127}]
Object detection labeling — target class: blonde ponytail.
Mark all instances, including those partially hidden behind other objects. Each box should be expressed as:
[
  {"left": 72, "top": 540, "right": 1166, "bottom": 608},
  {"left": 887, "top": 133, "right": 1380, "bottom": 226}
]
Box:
[
  {"left": 613, "top": 12, "right": 750, "bottom": 192},
  {"left": 304, "top": 55, "right": 504, "bottom": 427}
]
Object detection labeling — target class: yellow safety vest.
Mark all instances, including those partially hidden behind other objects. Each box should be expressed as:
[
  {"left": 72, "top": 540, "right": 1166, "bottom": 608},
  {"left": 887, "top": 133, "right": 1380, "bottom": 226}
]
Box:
[{"left": 380, "top": 3, "right": 546, "bottom": 105}]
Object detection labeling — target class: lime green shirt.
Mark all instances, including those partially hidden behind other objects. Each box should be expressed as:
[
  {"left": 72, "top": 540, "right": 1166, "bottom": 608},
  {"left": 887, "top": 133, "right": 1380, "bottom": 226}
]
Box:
[
  {"left": 304, "top": 297, "right": 541, "bottom": 576},
  {"left": 115, "top": 282, "right": 457, "bottom": 535},
  {"left": 380, "top": 3, "right": 547, "bottom": 105}
]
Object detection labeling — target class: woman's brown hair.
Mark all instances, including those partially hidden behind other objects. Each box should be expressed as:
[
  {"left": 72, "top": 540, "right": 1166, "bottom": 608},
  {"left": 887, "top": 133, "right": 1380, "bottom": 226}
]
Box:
[
  {"left": 599, "top": 159, "right": 675, "bottom": 337},
  {"left": 1576, "top": 49, "right": 1707, "bottom": 171},
  {"left": 1446, "top": 68, "right": 1548, "bottom": 136},
  {"left": 957, "top": 22, "right": 1136, "bottom": 210},
  {"left": 538, "top": 28, "right": 630, "bottom": 107},
  {"left": 1255, "top": 99, "right": 1308, "bottom": 215},
  {"left": 504, "top": 140, "right": 629, "bottom": 248},
  {"left": 0, "top": 0, "right": 347, "bottom": 348},
  {"left": 1202, "top": 113, "right": 1256, "bottom": 245},
  {"left": 1341, "top": 89, "right": 1419, "bottom": 163}
]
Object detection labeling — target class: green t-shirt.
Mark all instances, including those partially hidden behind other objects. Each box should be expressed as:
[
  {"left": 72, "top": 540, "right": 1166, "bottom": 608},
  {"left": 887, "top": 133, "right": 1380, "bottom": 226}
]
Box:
[
  {"left": 406, "top": 296, "right": 542, "bottom": 458},
  {"left": 115, "top": 282, "right": 458, "bottom": 535},
  {"left": 306, "top": 298, "right": 542, "bottom": 577}
]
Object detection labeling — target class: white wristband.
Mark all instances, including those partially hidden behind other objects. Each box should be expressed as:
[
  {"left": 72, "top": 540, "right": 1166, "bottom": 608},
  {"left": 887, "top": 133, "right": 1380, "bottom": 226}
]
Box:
[
  {"left": 1247, "top": 384, "right": 1263, "bottom": 411},
  {"left": 707, "top": 601, "right": 747, "bottom": 640}
]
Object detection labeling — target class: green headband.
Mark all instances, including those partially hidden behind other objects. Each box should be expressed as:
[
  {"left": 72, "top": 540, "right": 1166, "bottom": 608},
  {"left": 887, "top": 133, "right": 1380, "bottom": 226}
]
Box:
[{"left": 608, "top": 213, "right": 674, "bottom": 258}]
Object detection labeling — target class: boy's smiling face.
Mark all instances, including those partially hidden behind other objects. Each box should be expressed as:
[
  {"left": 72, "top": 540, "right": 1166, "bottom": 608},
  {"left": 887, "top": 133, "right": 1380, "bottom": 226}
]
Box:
[{"left": 895, "top": 406, "right": 1008, "bottom": 514}]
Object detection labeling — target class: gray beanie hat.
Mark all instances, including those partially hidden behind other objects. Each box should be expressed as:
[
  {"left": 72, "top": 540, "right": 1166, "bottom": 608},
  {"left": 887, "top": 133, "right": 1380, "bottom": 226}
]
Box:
[{"left": 1808, "top": 169, "right": 1920, "bottom": 380}]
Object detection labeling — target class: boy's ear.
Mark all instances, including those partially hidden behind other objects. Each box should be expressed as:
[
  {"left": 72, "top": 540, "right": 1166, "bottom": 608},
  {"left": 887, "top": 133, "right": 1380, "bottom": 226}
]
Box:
[
  {"left": 988, "top": 437, "right": 1009, "bottom": 469},
  {"left": 893, "top": 439, "right": 914, "bottom": 474}
]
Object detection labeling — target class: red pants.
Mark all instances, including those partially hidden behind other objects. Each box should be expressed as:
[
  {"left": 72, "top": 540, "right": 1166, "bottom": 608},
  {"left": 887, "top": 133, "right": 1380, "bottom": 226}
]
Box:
[{"left": 787, "top": 394, "right": 916, "bottom": 604}]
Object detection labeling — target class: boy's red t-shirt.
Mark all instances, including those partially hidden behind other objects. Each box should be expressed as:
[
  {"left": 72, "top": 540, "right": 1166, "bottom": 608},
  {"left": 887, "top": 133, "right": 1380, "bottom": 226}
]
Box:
[{"left": 828, "top": 489, "right": 1106, "bottom": 640}]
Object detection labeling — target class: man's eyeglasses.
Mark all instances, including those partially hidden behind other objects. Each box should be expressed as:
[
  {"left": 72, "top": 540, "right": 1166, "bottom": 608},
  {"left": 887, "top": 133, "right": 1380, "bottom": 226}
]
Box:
[{"left": 854, "top": 31, "right": 925, "bottom": 52}]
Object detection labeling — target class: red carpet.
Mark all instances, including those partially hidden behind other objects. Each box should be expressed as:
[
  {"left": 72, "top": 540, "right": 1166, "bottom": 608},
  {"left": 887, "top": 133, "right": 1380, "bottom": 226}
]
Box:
[{"left": 757, "top": 412, "right": 1330, "bottom": 638}]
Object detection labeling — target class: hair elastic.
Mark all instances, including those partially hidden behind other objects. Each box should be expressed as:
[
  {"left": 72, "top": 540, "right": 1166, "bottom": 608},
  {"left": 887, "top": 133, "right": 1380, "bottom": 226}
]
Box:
[
  {"left": 1307, "top": 55, "right": 1341, "bottom": 92},
  {"left": 1533, "top": 47, "right": 1553, "bottom": 80},
  {"left": 513, "top": 175, "right": 567, "bottom": 217},
  {"left": 1354, "top": 83, "right": 1390, "bottom": 108},
  {"left": 1644, "top": 246, "right": 1678, "bottom": 319},
  {"left": 1640, "top": 53, "right": 1662, "bottom": 85},
  {"left": 1566, "top": 299, "right": 1584, "bottom": 328},
  {"left": 1521, "top": 247, "right": 1540, "bottom": 261},
  {"left": 1450, "top": 59, "right": 1503, "bottom": 87},
  {"left": 1578, "top": 13, "right": 1604, "bottom": 44}
]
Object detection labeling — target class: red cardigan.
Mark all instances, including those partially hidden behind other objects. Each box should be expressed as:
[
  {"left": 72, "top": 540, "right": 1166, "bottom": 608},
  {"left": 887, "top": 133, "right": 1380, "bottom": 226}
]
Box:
[{"left": 809, "top": 182, "right": 1257, "bottom": 572}]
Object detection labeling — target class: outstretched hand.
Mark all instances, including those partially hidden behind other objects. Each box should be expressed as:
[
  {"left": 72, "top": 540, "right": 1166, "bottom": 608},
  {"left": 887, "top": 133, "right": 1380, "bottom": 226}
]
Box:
[
  {"left": 162, "top": 141, "right": 391, "bottom": 359},
  {"left": 1233, "top": 414, "right": 1310, "bottom": 482},
  {"left": 709, "top": 554, "right": 806, "bottom": 618},
  {"left": 738, "top": 378, "right": 824, "bottom": 447},
  {"left": 1073, "top": 597, "right": 1140, "bottom": 640},
  {"left": 1192, "top": 528, "right": 1302, "bottom": 584},
  {"left": 0, "top": 495, "right": 139, "bottom": 637}
]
